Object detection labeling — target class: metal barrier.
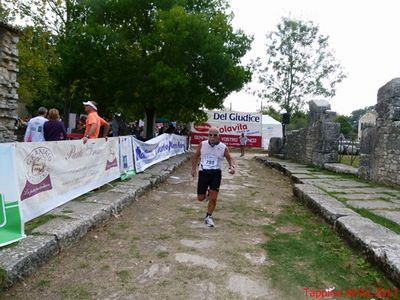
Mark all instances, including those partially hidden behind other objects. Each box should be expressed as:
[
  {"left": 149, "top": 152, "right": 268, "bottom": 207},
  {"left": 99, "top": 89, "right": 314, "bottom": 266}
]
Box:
[{"left": 338, "top": 135, "right": 359, "bottom": 166}]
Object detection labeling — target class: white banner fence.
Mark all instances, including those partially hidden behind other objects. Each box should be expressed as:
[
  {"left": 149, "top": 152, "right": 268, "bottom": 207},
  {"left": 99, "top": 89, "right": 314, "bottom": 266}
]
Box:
[{"left": 0, "top": 134, "right": 187, "bottom": 246}]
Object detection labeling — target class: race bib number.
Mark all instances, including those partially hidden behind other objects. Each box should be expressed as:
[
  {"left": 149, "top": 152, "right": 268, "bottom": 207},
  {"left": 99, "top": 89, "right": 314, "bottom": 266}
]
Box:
[{"left": 202, "top": 155, "right": 218, "bottom": 169}]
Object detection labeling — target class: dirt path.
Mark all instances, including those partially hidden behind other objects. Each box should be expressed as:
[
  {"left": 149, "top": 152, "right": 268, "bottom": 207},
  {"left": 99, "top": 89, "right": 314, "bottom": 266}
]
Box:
[{"left": 3, "top": 153, "right": 296, "bottom": 299}]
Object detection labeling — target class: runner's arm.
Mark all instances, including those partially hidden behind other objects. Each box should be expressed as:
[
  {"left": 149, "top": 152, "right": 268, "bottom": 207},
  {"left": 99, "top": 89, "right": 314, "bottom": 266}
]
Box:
[
  {"left": 191, "top": 143, "right": 202, "bottom": 176},
  {"left": 224, "top": 148, "right": 235, "bottom": 171}
]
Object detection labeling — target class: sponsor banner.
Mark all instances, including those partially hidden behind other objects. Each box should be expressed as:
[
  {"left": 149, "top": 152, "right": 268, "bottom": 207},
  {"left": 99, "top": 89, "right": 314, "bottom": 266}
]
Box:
[
  {"left": 119, "top": 136, "right": 135, "bottom": 180},
  {"left": 15, "top": 138, "right": 120, "bottom": 222},
  {"left": 191, "top": 133, "right": 262, "bottom": 148},
  {"left": 133, "top": 134, "right": 187, "bottom": 173},
  {"left": 191, "top": 110, "right": 262, "bottom": 147},
  {"left": 0, "top": 144, "right": 25, "bottom": 247}
]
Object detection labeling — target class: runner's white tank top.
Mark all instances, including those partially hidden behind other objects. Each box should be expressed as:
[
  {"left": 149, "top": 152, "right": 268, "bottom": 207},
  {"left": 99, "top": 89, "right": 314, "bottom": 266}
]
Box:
[{"left": 199, "top": 140, "right": 226, "bottom": 171}]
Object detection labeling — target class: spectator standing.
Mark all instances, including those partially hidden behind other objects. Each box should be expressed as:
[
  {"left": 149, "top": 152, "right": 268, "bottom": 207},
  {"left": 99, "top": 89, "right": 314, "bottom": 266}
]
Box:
[
  {"left": 82, "top": 101, "right": 110, "bottom": 144},
  {"left": 24, "top": 107, "right": 48, "bottom": 142},
  {"left": 111, "top": 113, "right": 120, "bottom": 137},
  {"left": 43, "top": 109, "right": 67, "bottom": 141},
  {"left": 239, "top": 133, "right": 248, "bottom": 157}
]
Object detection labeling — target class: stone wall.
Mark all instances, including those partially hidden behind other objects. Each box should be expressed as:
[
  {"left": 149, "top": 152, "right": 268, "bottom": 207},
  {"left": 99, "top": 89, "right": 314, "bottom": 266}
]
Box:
[
  {"left": 0, "top": 23, "right": 19, "bottom": 143},
  {"left": 359, "top": 78, "right": 400, "bottom": 186},
  {"left": 284, "top": 100, "right": 340, "bottom": 166}
]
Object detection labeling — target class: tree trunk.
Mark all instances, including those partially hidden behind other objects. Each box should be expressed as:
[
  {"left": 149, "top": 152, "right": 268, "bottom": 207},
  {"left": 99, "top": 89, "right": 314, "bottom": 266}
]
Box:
[
  {"left": 63, "top": 87, "right": 71, "bottom": 129},
  {"left": 144, "top": 108, "right": 156, "bottom": 140}
]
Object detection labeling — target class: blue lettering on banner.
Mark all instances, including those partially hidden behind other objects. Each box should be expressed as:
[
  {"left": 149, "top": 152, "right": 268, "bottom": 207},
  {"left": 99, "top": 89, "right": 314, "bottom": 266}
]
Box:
[
  {"left": 213, "top": 112, "right": 227, "bottom": 120},
  {"left": 228, "top": 113, "right": 260, "bottom": 123},
  {"left": 135, "top": 147, "right": 147, "bottom": 161}
]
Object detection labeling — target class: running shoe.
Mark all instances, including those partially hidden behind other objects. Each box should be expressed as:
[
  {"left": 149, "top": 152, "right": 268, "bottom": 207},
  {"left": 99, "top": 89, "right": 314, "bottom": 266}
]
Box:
[{"left": 204, "top": 216, "right": 215, "bottom": 227}]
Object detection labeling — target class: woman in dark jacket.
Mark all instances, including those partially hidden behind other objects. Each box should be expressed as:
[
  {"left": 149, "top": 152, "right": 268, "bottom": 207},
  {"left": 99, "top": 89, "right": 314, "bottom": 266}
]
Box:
[{"left": 43, "top": 108, "right": 67, "bottom": 141}]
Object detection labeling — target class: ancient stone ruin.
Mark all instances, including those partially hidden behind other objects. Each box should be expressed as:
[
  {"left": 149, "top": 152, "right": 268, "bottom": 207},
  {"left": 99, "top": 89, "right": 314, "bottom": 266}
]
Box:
[
  {"left": 0, "top": 22, "right": 19, "bottom": 143},
  {"left": 359, "top": 78, "right": 400, "bottom": 186},
  {"left": 284, "top": 100, "right": 340, "bottom": 166}
]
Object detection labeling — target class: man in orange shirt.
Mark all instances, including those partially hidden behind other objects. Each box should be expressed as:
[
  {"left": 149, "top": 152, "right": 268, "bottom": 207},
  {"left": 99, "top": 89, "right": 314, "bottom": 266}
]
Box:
[{"left": 82, "top": 101, "right": 110, "bottom": 144}]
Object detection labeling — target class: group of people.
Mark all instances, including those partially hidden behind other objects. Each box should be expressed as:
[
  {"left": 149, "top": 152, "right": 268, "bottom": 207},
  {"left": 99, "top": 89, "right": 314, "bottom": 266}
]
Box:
[
  {"left": 24, "top": 107, "right": 67, "bottom": 142},
  {"left": 23, "top": 101, "right": 109, "bottom": 143}
]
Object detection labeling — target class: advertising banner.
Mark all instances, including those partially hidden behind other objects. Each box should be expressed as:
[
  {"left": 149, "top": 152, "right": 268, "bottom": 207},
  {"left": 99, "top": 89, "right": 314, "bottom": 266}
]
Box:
[
  {"left": 132, "top": 134, "right": 187, "bottom": 173},
  {"left": 15, "top": 138, "right": 120, "bottom": 222},
  {"left": 0, "top": 144, "right": 24, "bottom": 247},
  {"left": 119, "top": 136, "right": 135, "bottom": 180},
  {"left": 191, "top": 110, "right": 262, "bottom": 147}
]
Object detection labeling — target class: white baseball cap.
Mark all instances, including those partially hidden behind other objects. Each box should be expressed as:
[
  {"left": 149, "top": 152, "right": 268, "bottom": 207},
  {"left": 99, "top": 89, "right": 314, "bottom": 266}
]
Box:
[{"left": 83, "top": 101, "right": 97, "bottom": 111}]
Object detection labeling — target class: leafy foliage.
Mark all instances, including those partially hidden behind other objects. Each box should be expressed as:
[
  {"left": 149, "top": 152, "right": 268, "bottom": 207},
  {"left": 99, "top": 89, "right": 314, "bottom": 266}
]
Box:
[
  {"left": 253, "top": 17, "right": 346, "bottom": 115},
  {"left": 335, "top": 114, "right": 354, "bottom": 137},
  {"left": 17, "top": 27, "right": 62, "bottom": 113},
  {"left": 11, "top": 0, "right": 252, "bottom": 137}
]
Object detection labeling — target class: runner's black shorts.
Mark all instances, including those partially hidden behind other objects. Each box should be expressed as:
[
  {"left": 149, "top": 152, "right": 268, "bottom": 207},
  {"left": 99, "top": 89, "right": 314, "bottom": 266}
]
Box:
[{"left": 197, "top": 169, "right": 222, "bottom": 194}]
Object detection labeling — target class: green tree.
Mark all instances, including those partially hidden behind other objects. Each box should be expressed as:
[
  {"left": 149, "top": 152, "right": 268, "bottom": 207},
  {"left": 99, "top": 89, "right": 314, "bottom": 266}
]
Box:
[
  {"left": 71, "top": 0, "right": 252, "bottom": 138},
  {"left": 335, "top": 115, "right": 354, "bottom": 137},
  {"left": 10, "top": 0, "right": 89, "bottom": 123},
  {"left": 17, "top": 27, "right": 61, "bottom": 113},
  {"left": 253, "top": 17, "right": 346, "bottom": 115},
  {"left": 286, "top": 111, "right": 307, "bottom": 130},
  {"left": 259, "top": 105, "right": 281, "bottom": 121}
]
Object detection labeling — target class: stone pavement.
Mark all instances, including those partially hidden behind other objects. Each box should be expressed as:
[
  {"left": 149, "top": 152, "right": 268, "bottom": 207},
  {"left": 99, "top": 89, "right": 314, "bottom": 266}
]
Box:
[
  {"left": 0, "top": 152, "right": 191, "bottom": 289},
  {"left": 255, "top": 156, "right": 400, "bottom": 288}
]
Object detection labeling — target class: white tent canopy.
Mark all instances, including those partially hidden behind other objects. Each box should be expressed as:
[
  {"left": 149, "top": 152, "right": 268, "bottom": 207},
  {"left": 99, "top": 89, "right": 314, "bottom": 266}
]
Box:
[{"left": 262, "top": 115, "right": 282, "bottom": 150}]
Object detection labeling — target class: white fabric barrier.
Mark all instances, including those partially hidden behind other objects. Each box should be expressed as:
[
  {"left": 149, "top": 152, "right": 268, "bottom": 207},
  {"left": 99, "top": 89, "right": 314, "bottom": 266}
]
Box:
[
  {"left": 0, "top": 144, "right": 24, "bottom": 246},
  {"left": 15, "top": 138, "right": 120, "bottom": 222},
  {"left": 119, "top": 136, "right": 135, "bottom": 179},
  {"left": 132, "top": 134, "right": 187, "bottom": 173}
]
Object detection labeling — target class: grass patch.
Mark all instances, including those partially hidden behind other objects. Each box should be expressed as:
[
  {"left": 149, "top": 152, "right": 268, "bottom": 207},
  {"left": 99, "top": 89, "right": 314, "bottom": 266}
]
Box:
[
  {"left": 36, "top": 278, "right": 51, "bottom": 287},
  {"left": 0, "top": 268, "right": 7, "bottom": 289},
  {"left": 61, "top": 283, "right": 93, "bottom": 299},
  {"left": 116, "top": 270, "right": 130, "bottom": 283},
  {"left": 262, "top": 203, "right": 395, "bottom": 297},
  {"left": 100, "top": 264, "right": 111, "bottom": 271},
  {"left": 157, "top": 251, "right": 169, "bottom": 258},
  {"left": 129, "top": 244, "right": 141, "bottom": 258},
  {"left": 339, "top": 155, "right": 360, "bottom": 167},
  {"left": 131, "top": 235, "right": 141, "bottom": 241},
  {"left": 25, "top": 215, "right": 58, "bottom": 234},
  {"left": 155, "top": 234, "right": 171, "bottom": 240},
  {"left": 249, "top": 190, "right": 260, "bottom": 197},
  {"left": 24, "top": 214, "right": 71, "bottom": 235},
  {"left": 349, "top": 207, "right": 400, "bottom": 235}
]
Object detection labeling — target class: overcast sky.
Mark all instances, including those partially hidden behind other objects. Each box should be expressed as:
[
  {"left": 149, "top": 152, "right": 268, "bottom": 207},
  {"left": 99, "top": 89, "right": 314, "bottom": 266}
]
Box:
[{"left": 224, "top": 0, "right": 400, "bottom": 116}]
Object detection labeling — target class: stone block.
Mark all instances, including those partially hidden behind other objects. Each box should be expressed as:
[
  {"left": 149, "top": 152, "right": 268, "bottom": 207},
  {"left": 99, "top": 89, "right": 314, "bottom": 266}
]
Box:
[
  {"left": 324, "top": 163, "right": 358, "bottom": 176},
  {"left": 84, "top": 191, "right": 134, "bottom": 213},
  {"left": 335, "top": 215, "right": 400, "bottom": 287},
  {"left": 48, "top": 201, "right": 112, "bottom": 230},
  {"left": 301, "top": 193, "right": 359, "bottom": 224},
  {"left": 372, "top": 210, "right": 400, "bottom": 226},
  {"left": 32, "top": 217, "right": 91, "bottom": 250},
  {"left": 0, "top": 236, "right": 59, "bottom": 287},
  {"left": 346, "top": 200, "right": 400, "bottom": 210}
]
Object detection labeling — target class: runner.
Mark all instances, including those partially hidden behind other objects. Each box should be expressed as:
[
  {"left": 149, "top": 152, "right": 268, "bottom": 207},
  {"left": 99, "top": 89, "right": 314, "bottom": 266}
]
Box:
[
  {"left": 239, "top": 132, "right": 248, "bottom": 157},
  {"left": 191, "top": 127, "right": 235, "bottom": 227}
]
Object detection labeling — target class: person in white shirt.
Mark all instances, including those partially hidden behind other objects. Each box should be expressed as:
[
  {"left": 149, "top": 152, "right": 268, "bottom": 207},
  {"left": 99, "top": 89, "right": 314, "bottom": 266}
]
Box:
[
  {"left": 24, "top": 107, "right": 48, "bottom": 142},
  {"left": 191, "top": 127, "right": 235, "bottom": 227},
  {"left": 239, "top": 133, "right": 248, "bottom": 157}
]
